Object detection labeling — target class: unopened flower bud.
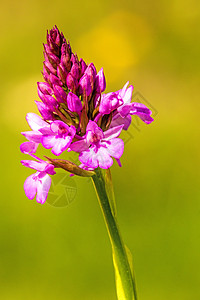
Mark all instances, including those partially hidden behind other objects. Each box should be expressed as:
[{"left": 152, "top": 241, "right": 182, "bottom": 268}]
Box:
[
  {"left": 80, "top": 63, "right": 97, "bottom": 94},
  {"left": 61, "top": 43, "right": 71, "bottom": 71},
  {"left": 37, "top": 82, "right": 58, "bottom": 109},
  {"left": 79, "top": 74, "right": 92, "bottom": 97},
  {"left": 57, "top": 63, "right": 68, "bottom": 84},
  {"left": 43, "top": 60, "right": 57, "bottom": 76},
  {"left": 61, "top": 41, "right": 71, "bottom": 56},
  {"left": 43, "top": 95, "right": 58, "bottom": 110},
  {"left": 35, "top": 101, "right": 55, "bottom": 120},
  {"left": 45, "top": 52, "right": 60, "bottom": 69},
  {"left": 86, "top": 63, "right": 97, "bottom": 87},
  {"left": 49, "top": 25, "right": 63, "bottom": 47},
  {"left": 53, "top": 85, "right": 67, "bottom": 103},
  {"left": 43, "top": 43, "right": 51, "bottom": 55},
  {"left": 71, "top": 63, "right": 80, "bottom": 80},
  {"left": 42, "top": 65, "right": 50, "bottom": 83},
  {"left": 95, "top": 68, "right": 106, "bottom": 93},
  {"left": 80, "top": 58, "right": 87, "bottom": 77},
  {"left": 67, "top": 92, "right": 82, "bottom": 114},
  {"left": 37, "top": 82, "right": 53, "bottom": 96},
  {"left": 70, "top": 53, "right": 79, "bottom": 65},
  {"left": 89, "top": 63, "right": 97, "bottom": 77},
  {"left": 47, "top": 33, "right": 60, "bottom": 56},
  {"left": 49, "top": 74, "right": 63, "bottom": 87},
  {"left": 66, "top": 73, "right": 78, "bottom": 91}
]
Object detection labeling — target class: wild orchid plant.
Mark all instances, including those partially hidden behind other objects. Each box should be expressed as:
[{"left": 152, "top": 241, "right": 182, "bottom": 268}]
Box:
[{"left": 20, "top": 26, "right": 154, "bottom": 300}]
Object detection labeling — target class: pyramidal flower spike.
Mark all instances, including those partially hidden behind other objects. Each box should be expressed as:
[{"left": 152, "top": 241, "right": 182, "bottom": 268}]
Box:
[{"left": 20, "top": 26, "right": 155, "bottom": 300}]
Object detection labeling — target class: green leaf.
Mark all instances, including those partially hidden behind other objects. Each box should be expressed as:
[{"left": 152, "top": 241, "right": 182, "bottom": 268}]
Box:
[
  {"left": 125, "top": 245, "right": 134, "bottom": 277},
  {"left": 112, "top": 248, "right": 127, "bottom": 300},
  {"left": 112, "top": 246, "right": 135, "bottom": 300}
]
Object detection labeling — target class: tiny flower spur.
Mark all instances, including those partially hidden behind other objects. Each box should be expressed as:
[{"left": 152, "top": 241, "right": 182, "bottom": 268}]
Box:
[{"left": 20, "top": 26, "right": 154, "bottom": 300}]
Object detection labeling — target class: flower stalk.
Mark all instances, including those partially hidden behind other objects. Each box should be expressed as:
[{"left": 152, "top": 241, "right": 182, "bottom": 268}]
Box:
[{"left": 92, "top": 168, "right": 137, "bottom": 300}]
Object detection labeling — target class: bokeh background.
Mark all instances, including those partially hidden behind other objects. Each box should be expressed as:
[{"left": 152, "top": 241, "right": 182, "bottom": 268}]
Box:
[{"left": 1, "top": 0, "right": 200, "bottom": 299}]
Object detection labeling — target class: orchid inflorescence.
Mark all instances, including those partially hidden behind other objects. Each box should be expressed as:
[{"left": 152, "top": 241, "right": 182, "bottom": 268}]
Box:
[{"left": 20, "top": 26, "right": 154, "bottom": 204}]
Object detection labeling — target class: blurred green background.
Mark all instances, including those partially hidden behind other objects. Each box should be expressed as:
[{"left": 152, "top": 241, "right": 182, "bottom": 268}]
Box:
[{"left": 1, "top": 0, "right": 200, "bottom": 299}]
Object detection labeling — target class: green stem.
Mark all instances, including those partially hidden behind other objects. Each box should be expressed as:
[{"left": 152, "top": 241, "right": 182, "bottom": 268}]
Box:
[{"left": 92, "top": 168, "right": 137, "bottom": 300}]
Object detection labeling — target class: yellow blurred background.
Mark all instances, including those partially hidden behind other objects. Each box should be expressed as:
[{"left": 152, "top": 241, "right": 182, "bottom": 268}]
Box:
[{"left": 1, "top": 0, "right": 200, "bottom": 299}]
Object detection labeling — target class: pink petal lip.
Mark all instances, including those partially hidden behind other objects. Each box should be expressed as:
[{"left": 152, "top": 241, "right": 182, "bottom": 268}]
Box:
[
  {"left": 41, "top": 135, "right": 57, "bottom": 149},
  {"left": 51, "top": 136, "right": 73, "bottom": 156},
  {"left": 102, "top": 139, "right": 124, "bottom": 159},
  {"left": 24, "top": 172, "right": 52, "bottom": 204},
  {"left": 24, "top": 174, "right": 37, "bottom": 200},
  {"left": 36, "top": 173, "right": 52, "bottom": 204},
  {"left": 79, "top": 145, "right": 114, "bottom": 169}
]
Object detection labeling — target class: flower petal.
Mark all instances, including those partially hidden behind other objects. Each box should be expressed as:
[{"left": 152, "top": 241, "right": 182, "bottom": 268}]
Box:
[
  {"left": 26, "top": 113, "right": 48, "bottom": 131},
  {"left": 99, "top": 92, "right": 119, "bottom": 114},
  {"left": 21, "top": 160, "right": 55, "bottom": 175},
  {"left": 21, "top": 160, "right": 45, "bottom": 171},
  {"left": 110, "top": 114, "right": 132, "bottom": 130},
  {"left": 86, "top": 121, "right": 104, "bottom": 143},
  {"left": 38, "top": 126, "right": 53, "bottom": 135},
  {"left": 51, "top": 136, "right": 72, "bottom": 156},
  {"left": 86, "top": 120, "right": 99, "bottom": 132},
  {"left": 20, "top": 141, "right": 39, "bottom": 154},
  {"left": 103, "top": 125, "right": 124, "bottom": 140},
  {"left": 118, "top": 81, "right": 129, "bottom": 99},
  {"left": 79, "top": 145, "right": 113, "bottom": 169},
  {"left": 122, "top": 85, "right": 133, "bottom": 104},
  {"left": 24, "top": 173, "right": 37, "bottom": 200},
  {"left": 130, "top": 102, "right": 152, "bottom": 115},
  {"left": 102, "top": 138, "right": 124, "bottom": 159},
  {"left": 36, "top": 173, "right": 51, "bottom": 204},
  {"left": 50, "top": 120, "right": 70, "bottom": 134},
  {"left": 79, "top": 147, "right": 99, "bottom": 169},
  {"left": 96, "top": 147, "right": 113, "bottom": 169},
  {"left": 95, "top": 68, "right": 106, "bottom": 93},
  {"left": 116, "top": 158, "right": 122, "bottom": 167},
  {"left": 41, "top": 135, "right": 57, "bottom": 149},
  {"left": 21, "top": 131, "right": 42, "bottom": 143},
  {"left": 117, "top": 103, "right": 132, "bottom": 118},
  {"left": 70, "top": 139, "right": 89, "bottom": 153},
  {"left": 133, "top": 112, "right": 154, "bottom": 124},
  {"left": 44, "top": 164, "right": 56, "bottom": 175}
]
